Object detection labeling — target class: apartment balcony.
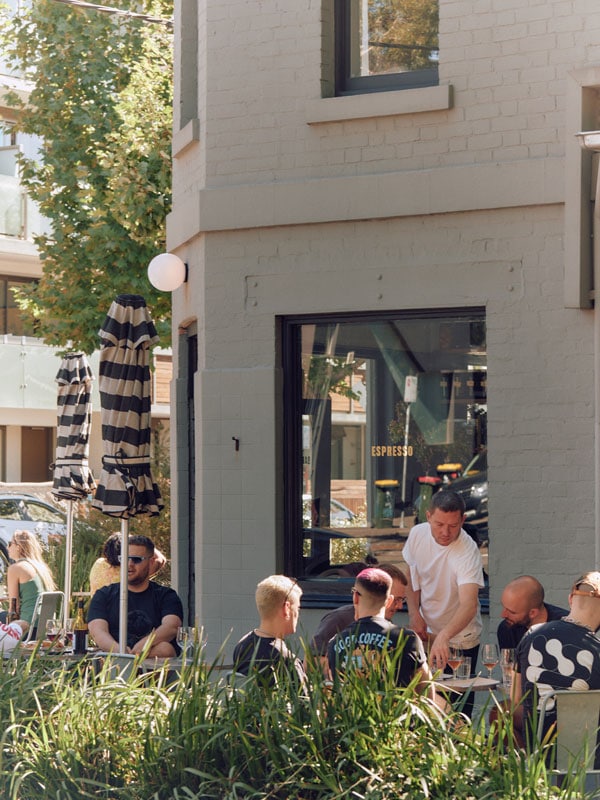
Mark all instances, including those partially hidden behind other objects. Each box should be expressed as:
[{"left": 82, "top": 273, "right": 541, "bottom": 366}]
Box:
[
  {"left": 0, "top": 147, "right": 48, "bottom": 241},
  {"left": 0, "top": 336, "right": 171, "bottom": 413}
]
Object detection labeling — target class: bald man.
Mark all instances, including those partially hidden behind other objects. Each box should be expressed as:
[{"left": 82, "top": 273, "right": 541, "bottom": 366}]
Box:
[
  {"left": 497, "top": 575, "right": 567, "bottom": 650},
  {"left": 511, "top": 572, "right": 600, "bottom": 749}
]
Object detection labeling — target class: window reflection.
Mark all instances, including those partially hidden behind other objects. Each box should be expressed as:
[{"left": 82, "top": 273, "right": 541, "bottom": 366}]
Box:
[{"left": 284, "top": 311, "right": 488, "bottom": 607}]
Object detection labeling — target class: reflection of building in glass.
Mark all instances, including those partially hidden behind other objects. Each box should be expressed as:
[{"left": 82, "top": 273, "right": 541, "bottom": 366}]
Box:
[{"left": 289, "top": 313, "right": 487, "bottom": 597}]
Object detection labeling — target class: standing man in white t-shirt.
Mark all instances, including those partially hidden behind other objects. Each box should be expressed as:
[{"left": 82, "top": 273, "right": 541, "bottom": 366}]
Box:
[{"left": 403, "top": 490, "right": 484, "bottom": 697}]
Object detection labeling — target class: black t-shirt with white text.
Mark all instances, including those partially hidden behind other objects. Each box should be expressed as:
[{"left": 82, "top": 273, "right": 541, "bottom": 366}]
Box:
[{"left": 327, "top": 615, "right": 426, "bottom": 686}]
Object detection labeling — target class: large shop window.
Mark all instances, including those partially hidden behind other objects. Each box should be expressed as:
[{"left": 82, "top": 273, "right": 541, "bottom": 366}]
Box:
[
  {"left": 283, "top": 309, "right": 488, "bottom": 608},
  {"left": 335, "top": 0, "right": 439, "bottom": 95}
]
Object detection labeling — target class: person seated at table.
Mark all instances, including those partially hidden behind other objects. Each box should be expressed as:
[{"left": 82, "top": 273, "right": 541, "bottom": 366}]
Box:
[
  {"left": 0, "top": 619, "right": 29, "bottom": 656},
  {"left": 507, "top": 572, "right": 600, "bottom": 749},
  {"left": 307, "top": 562, "right": 408, "bottom": 672},
  {"left": 89, "top": 532, "right": 167, "bottom": 596},
  {"left": 497, "top": 575, "right": 567, "bottom": 650},
  {"left": 232, "top": 575, "right": 306, "bottom": 686},
  {"left": 2, "top": 530, "right": 56, "bottom": 626},
  {"left": 327, "top": 567, "right": 433, "bottom": 698},
  {"left": 88, "top": 535, "right": 182, "bottom": 657}
]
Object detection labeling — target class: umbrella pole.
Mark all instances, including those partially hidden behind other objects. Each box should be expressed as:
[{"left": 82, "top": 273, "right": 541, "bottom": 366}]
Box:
[
  {"left": 119, "top": 519, "right": 129, "bottom": 654},
  {"left": 63, "top": 500, "right": 74, "bottom": 629}
]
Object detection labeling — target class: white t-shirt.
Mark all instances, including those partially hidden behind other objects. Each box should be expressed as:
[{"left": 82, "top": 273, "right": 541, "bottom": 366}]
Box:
[
  {"left": 0, "top": 622, "right": 23, "bottom": 656},
  {"left": 403, "top": 522, "right": 484, "bottom": 647}
]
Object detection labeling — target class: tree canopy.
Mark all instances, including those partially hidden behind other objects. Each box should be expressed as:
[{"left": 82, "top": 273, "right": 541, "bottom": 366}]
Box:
[
  {"left": 367, "top": 0, "right": 438, "bottom": 74},
  {"left": 0, "top": 0, "right": 173, "bottom": 353}
]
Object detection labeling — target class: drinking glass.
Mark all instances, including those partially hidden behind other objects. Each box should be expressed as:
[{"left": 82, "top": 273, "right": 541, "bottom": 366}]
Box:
[
  {"left": 64, "top": 618, "right": 74, "bottom": 648},
  {"left": 481, "top": 643, "right": 499, "bottom": 678},
  {"left": 177, "top": 626, "right": 197, "bottom": 658},
  {"left": 500, "top": 647, "right": 515, "bottom": 688},
  {"left": 45, "top": 619, "right": 59, "bottom": 642},
  {"left": 447, "top": 645, "right": 464, "bottom": 678},
  {"left": 456, "top": 656, "right": 472, "bottom": 680}
]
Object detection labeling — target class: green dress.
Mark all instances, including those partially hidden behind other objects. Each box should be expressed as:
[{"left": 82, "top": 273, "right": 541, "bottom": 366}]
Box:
[{"left": 17, "top": 562, "right": 46, "bottom": 623}]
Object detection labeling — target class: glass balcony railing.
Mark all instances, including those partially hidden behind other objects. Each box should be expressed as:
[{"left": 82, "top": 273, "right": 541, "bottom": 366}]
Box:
[
  {"left": 0, "top": 145, "right": 50, "bottom": 241},
  {"left": 0, "top": 337, "right": 100, "bottom": 410},
  {"left": 0, "top": 174, "right": 24, "bottom": 238}
]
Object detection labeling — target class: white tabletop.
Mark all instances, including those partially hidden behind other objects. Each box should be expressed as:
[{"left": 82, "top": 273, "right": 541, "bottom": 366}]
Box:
[{"left": 435, "top": 675, "right": 499, "bottom": 692}]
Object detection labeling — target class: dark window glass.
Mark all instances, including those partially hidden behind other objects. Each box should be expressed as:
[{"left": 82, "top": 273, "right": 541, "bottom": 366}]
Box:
[
  {"left": 0, "top": 278, "right": 36, "bottom": 336},
  {"left": 335, "top": 0, "right": 439, "bottom": 95},
  {"left": 283, "top": 310, "right": 488, "bottom": 608}
]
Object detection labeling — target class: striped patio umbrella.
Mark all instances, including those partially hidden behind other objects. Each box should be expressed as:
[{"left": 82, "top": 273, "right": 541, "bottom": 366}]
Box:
[
  {"left": 52, "top": 352, "right": 96, "bottom": 623},
  {"left": 92, "top": 294, "right": 163, "bottom": 652}
]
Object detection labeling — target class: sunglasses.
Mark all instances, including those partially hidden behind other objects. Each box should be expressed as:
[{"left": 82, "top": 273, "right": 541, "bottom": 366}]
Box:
[
  {"left": 118, "top": 555, "right": 150, "bottom": 565},
  {"left": 283, "top": 578, "right": 300, "bottom": 605}
]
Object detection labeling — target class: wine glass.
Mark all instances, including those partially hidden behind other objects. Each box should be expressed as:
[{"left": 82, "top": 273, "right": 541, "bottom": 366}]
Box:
[
  {"left": 177, "top": 626, "right": 197, "bottom": 658},
  {"left": 45, "top": 618, "right": 59, "bottom": 642},
  {"left": 64, "top": 618, "right": 74, "bottom": 648},
  {"left": 447, "top": 645, "right": 464, "bottom": 678},
  {"left": 481, "top": 643, "right": 499, "bottom": 678}
]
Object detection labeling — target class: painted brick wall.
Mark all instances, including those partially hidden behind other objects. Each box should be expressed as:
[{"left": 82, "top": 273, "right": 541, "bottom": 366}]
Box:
[{"left": 170, "top": 0, "right": 599, "bottom": 654}]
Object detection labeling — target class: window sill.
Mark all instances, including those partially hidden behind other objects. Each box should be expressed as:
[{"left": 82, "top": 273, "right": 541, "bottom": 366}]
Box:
[
  {"left": 173, "top": 118, "right": 200, "bottom": 159},
  {"left": 306, "top": 84, "right": 452, "bottom": 125}
]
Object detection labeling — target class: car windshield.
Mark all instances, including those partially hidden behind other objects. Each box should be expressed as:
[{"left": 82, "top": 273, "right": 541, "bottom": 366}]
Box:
[
  {"left": 0, "top": 500, "right": 20, "bottom": 520},
  {"left": 462, "top": 450, "right": 487, "bottom": 476},
  {"left": 23, "top": 501, "right": 64, "bottom": 524}
]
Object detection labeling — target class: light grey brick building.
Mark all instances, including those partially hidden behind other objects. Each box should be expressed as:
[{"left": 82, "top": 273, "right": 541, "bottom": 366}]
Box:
[{"left": 167, "top": 0, "right": 600, "bottom": 658}]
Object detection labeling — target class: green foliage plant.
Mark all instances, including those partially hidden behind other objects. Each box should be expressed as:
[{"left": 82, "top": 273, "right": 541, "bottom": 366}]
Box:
[{"left": 0, "top": 643, "right": 591, "bottom": 799}]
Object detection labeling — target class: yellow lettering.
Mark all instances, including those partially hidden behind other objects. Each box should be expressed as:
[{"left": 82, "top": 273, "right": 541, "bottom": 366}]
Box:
[{"left": 370, "top": 444, "right": 415, "bottom": 457}]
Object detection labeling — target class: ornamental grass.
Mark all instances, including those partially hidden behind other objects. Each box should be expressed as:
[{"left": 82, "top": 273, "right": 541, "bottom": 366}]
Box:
[{"left": 0, "top": 645, "right": 590, "bottom": 799}]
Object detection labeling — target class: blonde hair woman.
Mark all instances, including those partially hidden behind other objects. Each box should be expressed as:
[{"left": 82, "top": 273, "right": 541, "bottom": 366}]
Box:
[{"left": 7, "top": 530, "right": 56, "bottom": 623}]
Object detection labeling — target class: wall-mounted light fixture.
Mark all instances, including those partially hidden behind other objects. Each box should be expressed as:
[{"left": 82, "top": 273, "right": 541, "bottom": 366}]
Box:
[{"left": 147, "top": 253, "right": 188, "bottom": 291}]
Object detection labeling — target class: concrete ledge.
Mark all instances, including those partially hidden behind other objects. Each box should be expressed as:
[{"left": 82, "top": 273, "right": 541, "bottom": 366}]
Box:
[
  {"left": 173, "top": 118, "right": 200, "bottom": 159},
  {"left": 167, "top": 158, "right": 564, "bottom": 246},
  {"left": 306, "top": 84, "right": 453, "bottom": 124}
]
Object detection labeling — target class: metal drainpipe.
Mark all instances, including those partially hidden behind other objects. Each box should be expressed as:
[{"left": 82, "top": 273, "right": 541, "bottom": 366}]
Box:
[
  {"left": 593, "top": 158, "right": 600, "bottom": 568},
  {"left": 576, "top": 132, "right": 600, "bottom": 569}
]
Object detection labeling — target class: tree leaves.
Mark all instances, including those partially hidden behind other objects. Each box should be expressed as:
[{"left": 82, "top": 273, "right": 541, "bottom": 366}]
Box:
[{"left": 0, "top": 0, "right": 173, "bottom": 353}]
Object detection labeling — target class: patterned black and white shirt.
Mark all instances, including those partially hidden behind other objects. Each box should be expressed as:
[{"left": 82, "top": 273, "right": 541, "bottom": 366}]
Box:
[{"left": 516, "top": 617, "right": 600, "bottom": 740}]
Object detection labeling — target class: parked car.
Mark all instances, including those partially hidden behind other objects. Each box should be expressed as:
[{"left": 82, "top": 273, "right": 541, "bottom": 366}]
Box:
[
  {"left": 302, "top": 494, "right": 356, "bottom": 528},
  {"left": 0, "top": 494, "right": 67, "bottom": 559},
  {"left": 449, "top": 449, "right": 488, "bottom": 539}
]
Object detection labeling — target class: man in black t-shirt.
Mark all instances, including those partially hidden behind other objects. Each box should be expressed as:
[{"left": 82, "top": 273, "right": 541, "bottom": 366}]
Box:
[
  {"left": 233, "top": 575, "right": 306, "bottom": 686},
  {"left": 308, "top": 562, "right": 407, "bottom": 666},
  {"left": 497, "top": 575, "right": 567, "bottom": 650},
  {"left": 327, "top": 568, "right": 432, "bottom": 696},
  {"left": 88, "top": 535, "right": 183, "bottom": 657}
]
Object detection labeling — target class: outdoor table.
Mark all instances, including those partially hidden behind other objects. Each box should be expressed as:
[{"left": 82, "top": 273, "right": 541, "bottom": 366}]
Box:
[{"left": 435, "top": 675, "right": 499, "bottom": 693}]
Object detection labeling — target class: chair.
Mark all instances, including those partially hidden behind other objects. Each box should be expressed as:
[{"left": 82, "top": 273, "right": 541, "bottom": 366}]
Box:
[
  {"left": 539, "top": 689, "right": 600, "bottom": 790},
  {"left": 97, "top": 652, "right": 139, "bottom": 681},
  {"left": 22, "top": 591, "right": 64, "bottom": 643}
]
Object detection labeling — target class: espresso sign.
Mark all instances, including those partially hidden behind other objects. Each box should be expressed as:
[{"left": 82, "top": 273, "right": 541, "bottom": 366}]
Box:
[{"left": 371, "top": 445, "right": 414, "bottom": 457}]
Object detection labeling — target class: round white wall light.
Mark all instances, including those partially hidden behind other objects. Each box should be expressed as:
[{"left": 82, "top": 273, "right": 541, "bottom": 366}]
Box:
[{"left": 147, "top": 253, "right": 188, "bottom": 291}]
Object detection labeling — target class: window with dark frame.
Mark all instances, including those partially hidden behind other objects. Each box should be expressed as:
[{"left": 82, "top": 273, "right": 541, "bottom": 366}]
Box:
[
  {"left": 282, "top": 309, "right": 488, "bottom": 610},
  {"left": 335, "top": 0, "right": 439, "bottom": 96},
  {"left": 0, "top": 278, "right": 37, "bottom": 336}
]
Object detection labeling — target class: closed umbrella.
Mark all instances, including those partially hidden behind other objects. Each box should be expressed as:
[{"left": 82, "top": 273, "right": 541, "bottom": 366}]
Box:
[
  {"left": 92, "top": 294, "right": 162, "bottom": 652},
  {"left": 51, "top": 352, "right": 96, "bottom": 625}
]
